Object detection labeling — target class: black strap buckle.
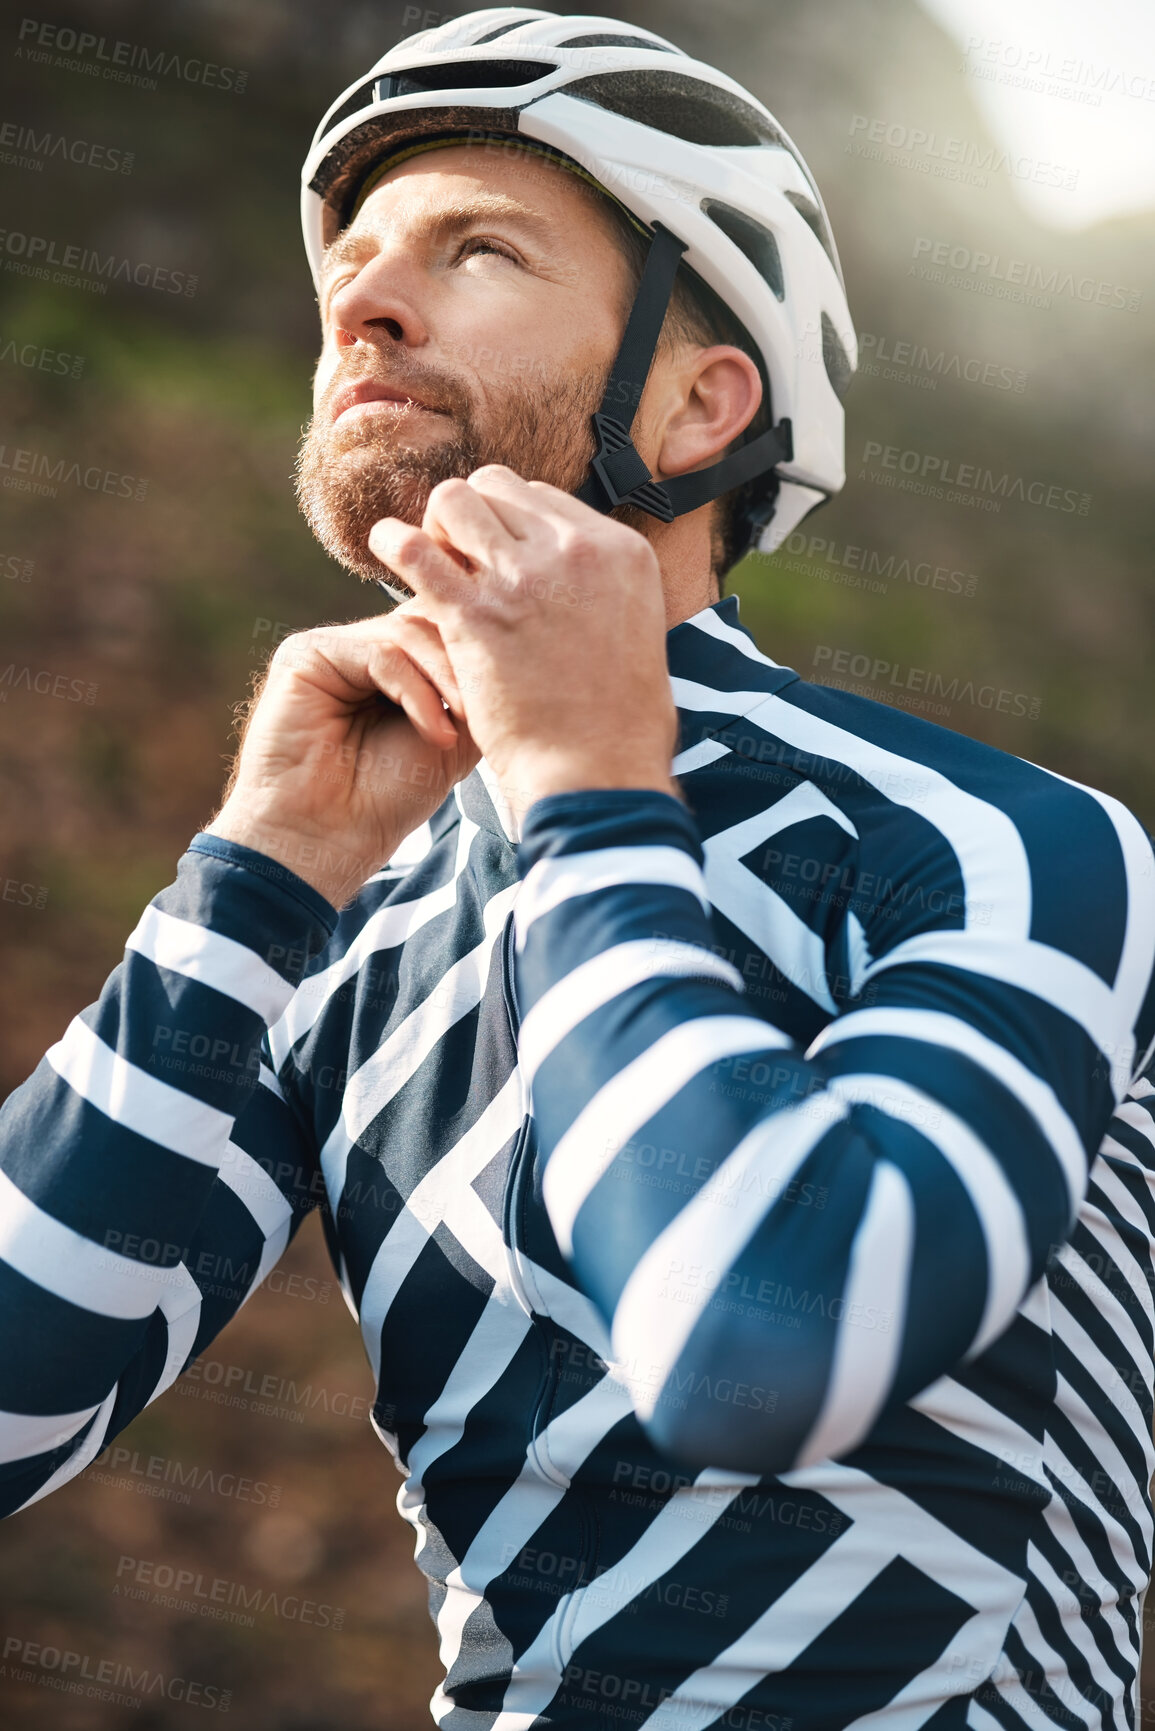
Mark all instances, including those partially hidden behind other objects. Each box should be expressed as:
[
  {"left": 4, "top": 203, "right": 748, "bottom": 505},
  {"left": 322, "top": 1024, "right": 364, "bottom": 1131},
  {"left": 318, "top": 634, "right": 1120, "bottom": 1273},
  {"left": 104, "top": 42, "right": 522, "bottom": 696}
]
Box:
[
  {"left": 576, "top": 220, "right": 793, "bottom": 529},
  {"left": 585, "top": 413, "right": 674, "bottom": 521}
]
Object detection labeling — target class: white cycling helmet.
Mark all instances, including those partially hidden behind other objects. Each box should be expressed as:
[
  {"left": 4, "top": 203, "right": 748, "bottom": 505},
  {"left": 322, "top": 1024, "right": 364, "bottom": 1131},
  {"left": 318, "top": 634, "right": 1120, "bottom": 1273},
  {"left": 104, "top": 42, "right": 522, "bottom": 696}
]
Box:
[{"left": 300, "top": 7, "right": 856, "bottom": 564}]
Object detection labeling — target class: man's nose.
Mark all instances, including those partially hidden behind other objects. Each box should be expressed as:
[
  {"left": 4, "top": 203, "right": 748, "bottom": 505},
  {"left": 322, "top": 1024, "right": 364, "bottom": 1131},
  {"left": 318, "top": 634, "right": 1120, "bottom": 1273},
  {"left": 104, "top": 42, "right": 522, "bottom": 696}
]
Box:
[{"left": 329, "top": 252, "right": 429, "bottom": 349}]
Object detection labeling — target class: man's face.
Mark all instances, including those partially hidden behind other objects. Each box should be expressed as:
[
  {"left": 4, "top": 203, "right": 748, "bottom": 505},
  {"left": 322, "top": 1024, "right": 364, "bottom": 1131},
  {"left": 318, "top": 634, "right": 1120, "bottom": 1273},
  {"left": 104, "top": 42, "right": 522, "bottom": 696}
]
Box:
[{"left": 295, "top": 141, "right": 635, "bottom": 598}]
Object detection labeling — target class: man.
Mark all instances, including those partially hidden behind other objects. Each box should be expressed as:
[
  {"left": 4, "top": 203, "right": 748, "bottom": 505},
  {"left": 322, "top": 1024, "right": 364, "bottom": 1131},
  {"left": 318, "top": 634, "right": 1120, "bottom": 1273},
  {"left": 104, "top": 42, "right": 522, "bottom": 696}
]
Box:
[{"left": 1, "top": 10, "right": 1153, "bottom": 1729}]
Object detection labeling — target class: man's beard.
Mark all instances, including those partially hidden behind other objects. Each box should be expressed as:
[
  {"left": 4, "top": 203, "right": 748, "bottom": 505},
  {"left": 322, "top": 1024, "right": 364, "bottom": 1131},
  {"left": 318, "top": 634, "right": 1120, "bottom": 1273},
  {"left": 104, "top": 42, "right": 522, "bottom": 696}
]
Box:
[{"left": 294, "top": 350, "right": 619, "bottom": 602}]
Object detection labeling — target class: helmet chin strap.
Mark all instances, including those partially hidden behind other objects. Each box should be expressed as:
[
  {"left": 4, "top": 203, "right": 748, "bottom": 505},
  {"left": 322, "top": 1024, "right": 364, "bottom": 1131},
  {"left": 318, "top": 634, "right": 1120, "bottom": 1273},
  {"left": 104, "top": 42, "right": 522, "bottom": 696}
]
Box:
[{"left": 576, "top": 222, "right": 793, "bottom": 523}]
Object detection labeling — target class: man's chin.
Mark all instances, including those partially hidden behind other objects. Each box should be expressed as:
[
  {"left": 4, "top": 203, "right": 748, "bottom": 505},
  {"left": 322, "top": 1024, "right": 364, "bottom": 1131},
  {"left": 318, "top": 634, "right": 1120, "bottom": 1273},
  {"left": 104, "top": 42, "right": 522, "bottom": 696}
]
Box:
[
  {"left": 295, "top": 426, "right": 479, "bottom": 592},
  {"left": 295, "top": 488, "right": 418, "bottom": 591},
  {"left": 296, "top": 364, "right": 605, "bottom": 595},
  {"left": 312, "top": 516, "right": 420, "bottom": 594},
  {"left": 329, "top": 412, "right": 454, "bottom": 454}
]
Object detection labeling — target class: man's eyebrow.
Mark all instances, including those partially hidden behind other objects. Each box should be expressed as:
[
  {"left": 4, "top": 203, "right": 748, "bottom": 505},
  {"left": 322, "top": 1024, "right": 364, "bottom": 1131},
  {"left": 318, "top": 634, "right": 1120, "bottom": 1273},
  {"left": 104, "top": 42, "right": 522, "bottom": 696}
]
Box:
[{"left": 318, "top": 195, "right": 558, "bottom": 298}]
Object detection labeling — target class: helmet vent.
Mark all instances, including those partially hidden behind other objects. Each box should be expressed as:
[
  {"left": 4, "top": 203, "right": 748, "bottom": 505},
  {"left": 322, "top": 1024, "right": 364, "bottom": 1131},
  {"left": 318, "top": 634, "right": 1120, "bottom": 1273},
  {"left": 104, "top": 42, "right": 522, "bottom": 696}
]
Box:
[
  {"left": 473, "top": 21, "right": 531, "bottom": 43},
  {"left": 375, "top": 60, "right": 550, "bottom": 100},
  {"left": 320, "top": 77, "right": 381, "bottom": 138},
  {"left": 784, "top": 191, "right": 839, "bottom": 277},
  {"left": 701, "top": 199, "right": 784, "bottom": 300},
  {"left": 557, "top": 34, "right": 677, "bottom": 51},
  {"left": 821, "top": 313, "right": 854, "bottom": 399},
  {"left": 563, "top": 70, "right": 783, "bottom": 147}
]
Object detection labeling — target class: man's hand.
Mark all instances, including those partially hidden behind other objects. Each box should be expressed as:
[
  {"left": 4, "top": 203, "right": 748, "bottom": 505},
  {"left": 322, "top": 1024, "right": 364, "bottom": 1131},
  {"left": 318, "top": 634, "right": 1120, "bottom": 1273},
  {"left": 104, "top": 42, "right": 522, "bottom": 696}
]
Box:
[
  {"left": 206, "top": 608, "right": 479, "bottom": 908},
  {"left": 368, "top": 466, "right": 681, "bottom": 826}
]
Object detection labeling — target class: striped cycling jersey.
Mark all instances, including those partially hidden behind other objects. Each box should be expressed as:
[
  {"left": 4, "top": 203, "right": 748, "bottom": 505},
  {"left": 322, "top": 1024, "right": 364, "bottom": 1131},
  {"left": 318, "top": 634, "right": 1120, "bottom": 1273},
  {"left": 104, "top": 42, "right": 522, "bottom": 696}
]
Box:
[{"left": 1, "top": 594, "right": 1154, "bottom": 1731}]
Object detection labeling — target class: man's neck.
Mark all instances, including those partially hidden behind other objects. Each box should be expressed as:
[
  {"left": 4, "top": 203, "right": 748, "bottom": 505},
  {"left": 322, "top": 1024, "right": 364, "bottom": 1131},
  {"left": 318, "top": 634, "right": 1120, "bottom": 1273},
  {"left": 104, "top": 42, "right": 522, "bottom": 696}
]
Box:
[{"left": 649, "top": 514, "right": 721, "bottom": 629}]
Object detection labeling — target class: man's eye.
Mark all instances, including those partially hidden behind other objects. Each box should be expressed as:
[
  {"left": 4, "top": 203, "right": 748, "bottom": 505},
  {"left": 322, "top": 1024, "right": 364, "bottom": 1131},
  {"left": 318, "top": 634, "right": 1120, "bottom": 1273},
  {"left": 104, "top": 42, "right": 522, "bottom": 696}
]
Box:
[
  {"left": 458, "top": 236, "right": 518, "bottom": 264},
  {"left": 322, "top": 276, "right": 354, "bottom": 319}
]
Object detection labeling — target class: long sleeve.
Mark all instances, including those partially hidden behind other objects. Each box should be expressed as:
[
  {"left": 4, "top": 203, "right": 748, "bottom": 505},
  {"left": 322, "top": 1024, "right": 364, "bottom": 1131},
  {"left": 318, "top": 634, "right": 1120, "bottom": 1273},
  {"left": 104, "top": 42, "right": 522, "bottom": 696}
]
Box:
[
  {"left": 512, "top": 788, "right": 1154, "bottom": 1475},
  {"left": 0, "top": 835, "right": 337, "bottom": 1515}
]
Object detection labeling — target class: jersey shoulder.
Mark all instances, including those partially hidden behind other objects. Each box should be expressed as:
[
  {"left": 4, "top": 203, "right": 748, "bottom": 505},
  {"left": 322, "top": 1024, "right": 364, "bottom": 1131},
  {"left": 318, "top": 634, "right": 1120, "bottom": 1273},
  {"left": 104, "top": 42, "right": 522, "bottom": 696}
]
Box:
[
  {"left": 779, "top": 674, "right": 1144, "bottom": 840},
  {"left": 732, "top": 675, "right": 1153, "bottom": 984}
]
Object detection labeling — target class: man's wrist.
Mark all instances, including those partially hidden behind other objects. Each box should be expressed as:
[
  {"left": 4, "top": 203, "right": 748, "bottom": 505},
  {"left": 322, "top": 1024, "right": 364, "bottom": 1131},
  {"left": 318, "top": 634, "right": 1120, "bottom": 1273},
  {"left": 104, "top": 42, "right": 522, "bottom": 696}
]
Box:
[
  {"left": 184, "top": 833, "right": 340, "bottom": 989},
  {"left": 516, "top": 784, "right": 702, "bottom": 878},
  {"left": 495, "top": 754, "right": 683, "bottom": 822},
  {"left": 204, "top": 806, "right": 356, "bottom": 910}
]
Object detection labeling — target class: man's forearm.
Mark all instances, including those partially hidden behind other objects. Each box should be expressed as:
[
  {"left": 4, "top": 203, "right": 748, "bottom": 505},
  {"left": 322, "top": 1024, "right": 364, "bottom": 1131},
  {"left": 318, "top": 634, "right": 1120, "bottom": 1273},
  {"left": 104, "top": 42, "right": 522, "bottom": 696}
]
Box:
[
  {"left": 0, "top": 835, "right": 335, "bottom": 1512},
  {"left": 511, "top": 790, "right": 1104, "bottom": 1475}
]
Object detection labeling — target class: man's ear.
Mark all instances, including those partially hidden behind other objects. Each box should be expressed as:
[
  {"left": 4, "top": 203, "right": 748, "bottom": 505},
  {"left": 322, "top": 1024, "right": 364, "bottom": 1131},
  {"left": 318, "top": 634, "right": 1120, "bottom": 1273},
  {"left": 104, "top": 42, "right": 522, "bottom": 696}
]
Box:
[{"left": 652, "top": 345, "right": 764, "bottom": 481}]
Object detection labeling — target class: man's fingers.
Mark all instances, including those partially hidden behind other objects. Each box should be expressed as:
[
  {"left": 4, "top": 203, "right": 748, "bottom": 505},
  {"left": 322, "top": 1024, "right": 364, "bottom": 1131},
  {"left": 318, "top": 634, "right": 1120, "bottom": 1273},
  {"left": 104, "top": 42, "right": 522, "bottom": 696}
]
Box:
[
  {"left": 387, "top": 609, "right": 467, "bottom": 716},
  {"left": 368, "top": 518, "right": 481, "bottom": 611},
  {"left": 270, "top": 618, "right": 458, "bottom": 746},
  {"left": 367, "top": 645, "right": 459, "bottom": 748},
  {"left": 472, "top": 463, "right": 607, "bottom": 528},
  {"left": 465, "top": 464, "right": 604, "bottom": 541},
  {"left": 422, "top": 475, "right": 527, "bottom": 573},
  {"left": 459, "top": 466, "right": 553, "bottom": 541}
]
